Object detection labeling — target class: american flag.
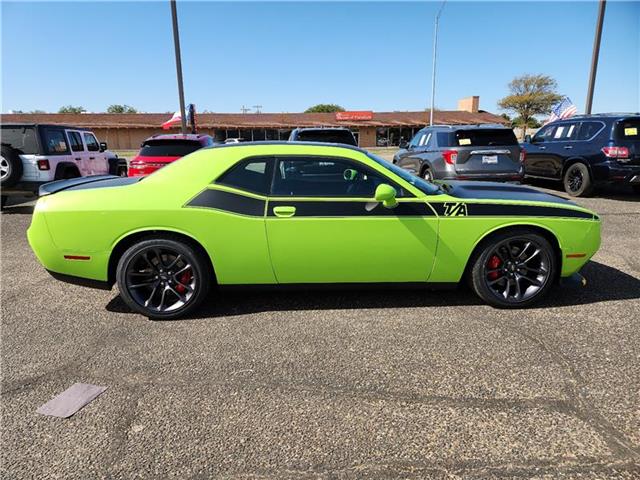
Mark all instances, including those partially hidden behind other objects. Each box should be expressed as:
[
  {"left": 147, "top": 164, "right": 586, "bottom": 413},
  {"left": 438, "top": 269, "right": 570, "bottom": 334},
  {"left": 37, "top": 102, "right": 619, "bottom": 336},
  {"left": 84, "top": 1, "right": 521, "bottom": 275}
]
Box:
[{"left": 544, "top": 96, "right": 577, "bottom": 125}]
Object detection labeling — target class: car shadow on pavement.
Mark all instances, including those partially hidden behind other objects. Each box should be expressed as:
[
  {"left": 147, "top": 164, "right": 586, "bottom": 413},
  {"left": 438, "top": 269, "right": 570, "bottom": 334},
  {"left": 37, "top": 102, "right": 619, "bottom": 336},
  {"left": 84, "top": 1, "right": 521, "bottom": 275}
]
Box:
[
  {"left": 105, "top": 260, "right": 640, "bottom": 320},
  {"left": 1, "top": 205, "right": 35, "bottom": 215}
]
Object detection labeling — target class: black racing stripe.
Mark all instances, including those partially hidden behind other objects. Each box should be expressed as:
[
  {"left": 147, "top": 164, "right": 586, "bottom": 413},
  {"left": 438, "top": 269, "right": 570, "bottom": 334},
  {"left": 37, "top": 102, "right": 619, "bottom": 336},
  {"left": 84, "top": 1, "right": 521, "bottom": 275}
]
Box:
[
  {"left": 187, "top": 189, "right": 265, "bottom": 216},
  {"left": 431, "top": 202, "right": 594, "bottom": 219},
  {"left": 267, "top": 200, "right": 434, "bottom": 217}
]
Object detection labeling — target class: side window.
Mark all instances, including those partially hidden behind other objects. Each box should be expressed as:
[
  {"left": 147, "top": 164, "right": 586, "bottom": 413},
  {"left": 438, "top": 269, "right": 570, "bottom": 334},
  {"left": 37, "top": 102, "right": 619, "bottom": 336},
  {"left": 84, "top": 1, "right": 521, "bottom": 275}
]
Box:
[
  {"left": 553, "top": 122, "right": 578, "bottom": 141},
  {"left": 409, "top": 132, "right": 424, "bottom": 148},
  {"left": 83, "top": 133, "right": 100, "bottom": 152},
  {"left": 67, "top": 131, "right": 84, "bottom": 152},
  {"left": 577, "top": 121, "right": 604, "bottom": 141},
  {"left": 533, "top": 124, "right": 556, "bottom": 142},
  {"left": 272, "top": 156, "right": 403, "bottom": 198},
  {"left": 216, "top": 157, "right": 273, "bottom": 195},
  {"left": 43, "top": 128, "right": 70, "bottom": 154},
  {"left": 436, "top": 132, "right": 450, "bottom": 147}
]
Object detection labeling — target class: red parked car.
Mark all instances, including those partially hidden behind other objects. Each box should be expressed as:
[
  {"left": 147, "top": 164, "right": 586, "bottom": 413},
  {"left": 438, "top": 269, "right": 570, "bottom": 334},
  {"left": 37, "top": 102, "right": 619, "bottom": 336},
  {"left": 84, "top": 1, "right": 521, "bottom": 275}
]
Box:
[{"left": 128, "top": 134, "right": 216, "bottom": 176}]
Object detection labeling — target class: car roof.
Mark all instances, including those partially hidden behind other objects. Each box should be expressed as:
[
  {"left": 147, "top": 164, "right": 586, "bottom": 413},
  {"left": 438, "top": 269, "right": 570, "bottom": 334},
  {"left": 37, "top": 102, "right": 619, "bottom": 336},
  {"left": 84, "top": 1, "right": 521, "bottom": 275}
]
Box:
[
  {"left": 144, "top": 133, "right": 213, "bottom": 143},
  {"left": 422, "top": 124, "right": 509, "bottom": 131},
  {"left": 292, "top": 127, "right": 353, "bottom": 132},
  {"left": 205, "top": 140, "right": 366, "bottom": 154},
  {"left": 551, "top": 113, "right": 640, "bottom": 123}
]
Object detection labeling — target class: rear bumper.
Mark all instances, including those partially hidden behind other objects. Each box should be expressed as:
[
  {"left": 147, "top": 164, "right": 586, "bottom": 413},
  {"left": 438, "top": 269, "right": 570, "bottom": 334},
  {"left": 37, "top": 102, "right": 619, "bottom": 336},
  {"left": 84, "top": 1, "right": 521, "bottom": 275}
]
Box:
[{"left": 591, "top": 160, "right": 640, "bottom": 185}]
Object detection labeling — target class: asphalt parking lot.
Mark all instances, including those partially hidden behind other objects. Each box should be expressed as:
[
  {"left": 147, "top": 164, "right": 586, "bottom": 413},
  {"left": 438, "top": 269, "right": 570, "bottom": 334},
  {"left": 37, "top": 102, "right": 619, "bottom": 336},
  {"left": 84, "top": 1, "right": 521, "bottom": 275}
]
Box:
[{"left": 2, "top": 181, "right": 640, "bottom": 479}]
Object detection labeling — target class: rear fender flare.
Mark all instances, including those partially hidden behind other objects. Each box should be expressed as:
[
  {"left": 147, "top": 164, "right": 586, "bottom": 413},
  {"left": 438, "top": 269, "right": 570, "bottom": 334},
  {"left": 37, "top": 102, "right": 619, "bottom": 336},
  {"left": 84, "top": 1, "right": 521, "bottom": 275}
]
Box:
[{"left": 562, "top": 157, "right": 593, "bottom": 178}]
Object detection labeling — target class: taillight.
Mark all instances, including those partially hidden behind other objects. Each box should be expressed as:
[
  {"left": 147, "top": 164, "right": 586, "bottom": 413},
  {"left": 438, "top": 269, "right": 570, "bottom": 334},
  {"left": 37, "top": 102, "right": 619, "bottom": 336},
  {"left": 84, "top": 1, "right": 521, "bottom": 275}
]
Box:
[
  {"left": 602, "top": 146, "right": 630, "bottom": 159},
  {"left": 442, "top": 150, "right": 458, "bottom": 165},
  {"left": 37, "top": 159, "right": 50, "bottom": 170},
  {"left": 519, "top": 149, "right": 526, "bottom": 163}
]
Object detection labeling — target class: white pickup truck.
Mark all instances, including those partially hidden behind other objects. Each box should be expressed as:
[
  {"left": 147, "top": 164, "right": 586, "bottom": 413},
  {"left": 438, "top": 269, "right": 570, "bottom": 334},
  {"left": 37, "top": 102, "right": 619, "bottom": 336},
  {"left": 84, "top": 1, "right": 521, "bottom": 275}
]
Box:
[{"left": 1, "top": 123, "right": 127, "bottom": 208}]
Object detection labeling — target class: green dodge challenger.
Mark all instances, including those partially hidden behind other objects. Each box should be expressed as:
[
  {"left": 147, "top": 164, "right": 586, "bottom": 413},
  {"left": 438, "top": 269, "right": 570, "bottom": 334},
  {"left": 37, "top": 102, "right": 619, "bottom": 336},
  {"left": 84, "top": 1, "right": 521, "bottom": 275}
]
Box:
[{"left": 28, "top": 142, "right": 601, "bottom": 319}]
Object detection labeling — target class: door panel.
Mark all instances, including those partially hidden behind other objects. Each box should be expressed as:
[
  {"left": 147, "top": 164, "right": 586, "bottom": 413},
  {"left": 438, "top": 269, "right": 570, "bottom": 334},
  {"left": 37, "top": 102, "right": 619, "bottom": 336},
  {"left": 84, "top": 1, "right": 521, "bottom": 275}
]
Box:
[
  {"left": 66, "top": 130, "right": 89, "bottom": 175},
  {"left": 265, "top": 199, "right": 438, "bottom": 283}
]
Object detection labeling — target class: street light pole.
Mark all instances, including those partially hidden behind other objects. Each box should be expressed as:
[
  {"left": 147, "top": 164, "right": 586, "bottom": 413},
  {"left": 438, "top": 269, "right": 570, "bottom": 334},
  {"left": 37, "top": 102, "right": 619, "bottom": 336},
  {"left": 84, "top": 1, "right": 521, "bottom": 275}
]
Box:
[
  {"left": 585, "top": 0, "right": 606, "bottom": 115},
  {"left": 430, "top": 0, "right": 447, "bottom": 126},
  {"left": 170, "top": 0, "right": 187, "bottom": 134}
]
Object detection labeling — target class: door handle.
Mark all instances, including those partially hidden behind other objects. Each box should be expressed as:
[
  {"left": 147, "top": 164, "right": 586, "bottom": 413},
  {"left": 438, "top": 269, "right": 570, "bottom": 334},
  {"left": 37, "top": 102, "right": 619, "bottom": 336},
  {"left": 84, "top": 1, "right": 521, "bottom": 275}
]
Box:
[
  {"left": 539, "top": 146, "right": 547, "bottom": 150},
  {"left": 89, "top": 156, "right": 95, "bottom": 160},
  {"left": 273, "top": 206, "right": 296, "bottom": 218},
  {"left": 564, "top": 145, "right": 573, "bottom": 150},
  {"left": 75, "top": 157, "right": 81, "bottom": 161}
]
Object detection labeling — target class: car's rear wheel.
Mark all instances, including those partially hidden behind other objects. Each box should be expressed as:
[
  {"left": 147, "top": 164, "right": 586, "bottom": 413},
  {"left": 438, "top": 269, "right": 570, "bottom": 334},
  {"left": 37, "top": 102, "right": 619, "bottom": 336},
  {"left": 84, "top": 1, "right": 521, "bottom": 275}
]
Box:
[
  {"left": 421, "top": 166, "right": 434, "bottom": 182},
  {"left": 1, "top": 145, "right": 23, "bottom": 188},
  {"left": 469, "top": 230, "right": 556, "bottom": 308},
  {"left": 563, "top": 162, "right": 593, "bottom": 197},
  {"left": 116, "top": 237, "right": 212, "bottom": 320}
]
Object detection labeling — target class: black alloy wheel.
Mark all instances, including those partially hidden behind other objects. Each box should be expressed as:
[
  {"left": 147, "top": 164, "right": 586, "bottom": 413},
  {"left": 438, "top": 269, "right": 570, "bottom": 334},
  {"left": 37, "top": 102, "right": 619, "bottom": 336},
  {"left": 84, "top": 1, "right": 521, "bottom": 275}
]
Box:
[
  {"left": 116, "top": 237, "right": 212, "bottom": 319},
  {"left": 470, "top": 230, "right": 556, "bottom": 308}
]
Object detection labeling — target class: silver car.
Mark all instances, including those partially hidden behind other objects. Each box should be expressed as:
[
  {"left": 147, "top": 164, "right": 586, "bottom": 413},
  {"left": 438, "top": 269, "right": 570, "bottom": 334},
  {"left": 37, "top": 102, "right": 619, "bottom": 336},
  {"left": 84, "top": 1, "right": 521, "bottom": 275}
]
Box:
[{"left": 394, "top": 125, "right": 524, "bottom": 183}]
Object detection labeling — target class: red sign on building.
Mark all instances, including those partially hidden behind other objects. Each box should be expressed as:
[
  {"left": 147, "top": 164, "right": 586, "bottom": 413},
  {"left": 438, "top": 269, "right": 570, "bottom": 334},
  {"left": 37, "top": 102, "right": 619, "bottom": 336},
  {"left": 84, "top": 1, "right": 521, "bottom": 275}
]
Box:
[{"left": 335, "top": 111, "right": 374, "bottom": 121}]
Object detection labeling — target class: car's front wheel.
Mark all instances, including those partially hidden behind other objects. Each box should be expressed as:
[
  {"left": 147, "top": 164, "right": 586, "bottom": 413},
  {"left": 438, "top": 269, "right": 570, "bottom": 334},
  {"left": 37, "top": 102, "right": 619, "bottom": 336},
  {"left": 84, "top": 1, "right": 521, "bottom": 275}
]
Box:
[
  {"left": 421, "top": 166, "right": 434, "bottom": 182},
  {"left": 469, "top": 230, "right": 556, "bottom": 308},
  {"left": 116, "top": 237, "right": 212, "bottom": 319}
]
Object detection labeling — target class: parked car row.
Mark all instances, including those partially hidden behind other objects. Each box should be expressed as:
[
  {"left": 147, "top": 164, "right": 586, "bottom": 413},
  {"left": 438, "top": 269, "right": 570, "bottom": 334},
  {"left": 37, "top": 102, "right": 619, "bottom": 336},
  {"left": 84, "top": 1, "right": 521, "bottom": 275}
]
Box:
[
  {"left": 1, "top": 123, "right": 127, "bottom": 208},
  {"left": 392, "top": 113, "right": 640, "bottom": 197}
]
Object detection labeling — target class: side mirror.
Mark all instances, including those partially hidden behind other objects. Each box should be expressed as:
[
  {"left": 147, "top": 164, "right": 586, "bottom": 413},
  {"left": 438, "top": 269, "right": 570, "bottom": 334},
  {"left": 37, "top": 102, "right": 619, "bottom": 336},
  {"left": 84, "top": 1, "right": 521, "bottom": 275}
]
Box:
[
  {"left": 343, "top": 169, "right": 358, "bottom": 181},
  {"left": 524, "top": 135, "right": 532, "bottom": 143},
  {"left": 374, "top": 184, "right": 398, "bottom": 209},
  {"left": 399, "top": 140, "right": 409, "bottom": 149},
  {"left": 99, "top": 141, "right": 108, "bottom": 152}
]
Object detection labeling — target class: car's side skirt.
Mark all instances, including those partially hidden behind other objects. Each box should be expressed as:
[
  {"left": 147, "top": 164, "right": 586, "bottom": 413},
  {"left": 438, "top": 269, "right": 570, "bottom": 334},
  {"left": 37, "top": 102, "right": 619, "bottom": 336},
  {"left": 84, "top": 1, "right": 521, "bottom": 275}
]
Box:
[{"left": 218, "top": 282, "right": 459, "bottom": 292}]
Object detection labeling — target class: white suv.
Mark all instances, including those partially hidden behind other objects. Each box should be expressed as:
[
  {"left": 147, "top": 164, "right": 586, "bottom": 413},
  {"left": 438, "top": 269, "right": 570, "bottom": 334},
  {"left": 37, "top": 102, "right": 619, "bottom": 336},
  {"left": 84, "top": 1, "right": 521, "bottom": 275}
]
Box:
[{"left": 1, "top": 123, "right": 110, "bottom": 207}]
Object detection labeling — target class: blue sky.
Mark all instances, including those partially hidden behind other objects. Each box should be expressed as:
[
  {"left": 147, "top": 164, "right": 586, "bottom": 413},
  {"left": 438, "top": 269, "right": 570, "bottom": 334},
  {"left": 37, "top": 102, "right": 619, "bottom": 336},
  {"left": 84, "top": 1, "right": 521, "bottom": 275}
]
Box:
[{"left": 2, "top": 1, "right": 639, "bottom": 115}]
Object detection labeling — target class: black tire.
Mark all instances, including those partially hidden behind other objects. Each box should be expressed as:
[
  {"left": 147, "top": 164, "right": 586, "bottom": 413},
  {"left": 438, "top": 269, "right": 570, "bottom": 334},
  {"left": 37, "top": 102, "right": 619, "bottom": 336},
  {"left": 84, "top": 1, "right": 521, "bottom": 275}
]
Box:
[
  {"left": 421, "top": 166, "right": 434, "bottom": 182},
  {"left": 1, "top": 145, "right": 23, "bottom": 188},
  {"left": 116, "top": 237, "right": 212, "bottom": 320},
  {"left": 469, "top": 229, "right": 557, "bottom": 308},
  {"left": 563, "top": 162, "right": 593, "bottom": 197},
  {"left": 631, "top": 185, "right": 640, "bottom": 195},
  {"left": 117, "top": 165, "right": 128, "bottom": 177}
]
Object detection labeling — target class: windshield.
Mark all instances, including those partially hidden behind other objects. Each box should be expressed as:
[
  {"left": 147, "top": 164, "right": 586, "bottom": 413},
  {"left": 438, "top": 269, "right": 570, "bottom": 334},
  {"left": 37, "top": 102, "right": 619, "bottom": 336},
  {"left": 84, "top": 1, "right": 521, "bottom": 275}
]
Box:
[{"left": 366, "top": 152, "right": 442, "bottom": 195}]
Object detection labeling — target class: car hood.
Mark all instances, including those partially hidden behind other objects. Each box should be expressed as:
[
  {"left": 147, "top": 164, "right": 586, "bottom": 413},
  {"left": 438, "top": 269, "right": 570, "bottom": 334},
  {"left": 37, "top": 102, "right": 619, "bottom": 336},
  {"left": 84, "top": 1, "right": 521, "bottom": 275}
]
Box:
[{"left": 436, "top": 180, "right": 576, "bottom": 206}]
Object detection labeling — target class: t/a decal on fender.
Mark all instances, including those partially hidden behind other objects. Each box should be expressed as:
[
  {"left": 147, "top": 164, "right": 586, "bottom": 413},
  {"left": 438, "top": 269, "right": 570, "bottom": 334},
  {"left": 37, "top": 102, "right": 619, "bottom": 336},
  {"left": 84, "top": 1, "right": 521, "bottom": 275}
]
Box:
[{"left": 442, "top": 202, "right": 468, "bottom": 217}]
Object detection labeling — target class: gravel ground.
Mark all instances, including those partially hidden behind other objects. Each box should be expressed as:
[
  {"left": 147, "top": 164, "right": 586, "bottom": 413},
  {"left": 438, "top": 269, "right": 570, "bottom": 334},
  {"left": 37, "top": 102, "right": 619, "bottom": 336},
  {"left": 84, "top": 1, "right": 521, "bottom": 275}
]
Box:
[{"left": 1, "top": 182, "right": 639, "bottom": 479}]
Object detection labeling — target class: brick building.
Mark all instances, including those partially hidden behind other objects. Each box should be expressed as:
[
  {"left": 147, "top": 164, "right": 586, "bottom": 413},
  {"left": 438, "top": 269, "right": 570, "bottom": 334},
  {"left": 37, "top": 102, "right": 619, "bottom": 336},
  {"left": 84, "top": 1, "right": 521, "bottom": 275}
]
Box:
[{"left": 2, "top": 102, "right": 507, "bottom": 149}]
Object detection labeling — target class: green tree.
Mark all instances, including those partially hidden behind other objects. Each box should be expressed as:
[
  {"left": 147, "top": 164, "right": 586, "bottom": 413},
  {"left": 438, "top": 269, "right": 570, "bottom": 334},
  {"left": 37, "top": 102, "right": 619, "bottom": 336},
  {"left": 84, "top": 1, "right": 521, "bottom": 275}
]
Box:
[
  {"left": 30, "top": 109, "right": 46, "bottom": 114},
  {"left": 512, "top": 116, "right": 541, "bottom": 129},
  {"left": 58, "top": 105, "right": 86, "bottom": 114},
  {"left": 498, "top": 74, "right": 562, "bottom": 138},
  {"left": 107, "top": 104, "right": 138, "bottom": 114},
  {"left": 304, "top": 104, "right": 345, "bottom": 113}
]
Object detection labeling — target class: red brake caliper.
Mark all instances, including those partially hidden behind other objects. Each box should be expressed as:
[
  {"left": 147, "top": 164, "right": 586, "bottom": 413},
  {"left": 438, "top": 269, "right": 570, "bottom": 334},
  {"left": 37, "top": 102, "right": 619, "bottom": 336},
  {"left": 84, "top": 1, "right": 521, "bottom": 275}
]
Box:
[
  {"left": 175, "top": 270, "right": 192, "bottom": 294},
  {"left": 487, "top": 255, "right": 502, "bottom": 280}
]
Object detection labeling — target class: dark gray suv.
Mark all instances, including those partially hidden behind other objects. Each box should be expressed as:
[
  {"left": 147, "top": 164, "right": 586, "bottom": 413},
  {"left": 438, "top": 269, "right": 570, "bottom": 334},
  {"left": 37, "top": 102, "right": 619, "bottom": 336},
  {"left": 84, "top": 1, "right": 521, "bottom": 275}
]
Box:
[{"left": 393, "top": 125, "right": 524, "bottom": 182}]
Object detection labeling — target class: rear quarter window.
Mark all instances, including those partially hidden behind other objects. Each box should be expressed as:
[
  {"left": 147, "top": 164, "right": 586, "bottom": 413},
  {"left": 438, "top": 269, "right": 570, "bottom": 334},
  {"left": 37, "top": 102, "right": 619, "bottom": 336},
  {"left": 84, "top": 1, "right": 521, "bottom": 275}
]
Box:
[
  {"left": 1, "top": 126, "right": 39, "bottom": 154},
  {"left": 454, "top": 129, "right": 517, "bottom": 147},
  {"left": 615, "top": 119, "right": 640, "bottom": 140},
  {"left": 43, "top": 128, "right": 70, "bottom": 155}
]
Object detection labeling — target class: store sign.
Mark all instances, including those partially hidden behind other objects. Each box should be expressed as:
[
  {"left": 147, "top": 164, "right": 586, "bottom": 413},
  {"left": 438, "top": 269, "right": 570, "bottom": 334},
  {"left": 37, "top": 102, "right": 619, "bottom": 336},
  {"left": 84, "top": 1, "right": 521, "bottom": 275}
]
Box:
[{"left": 335, "top": 111, "right": 373, "bottom": 121}]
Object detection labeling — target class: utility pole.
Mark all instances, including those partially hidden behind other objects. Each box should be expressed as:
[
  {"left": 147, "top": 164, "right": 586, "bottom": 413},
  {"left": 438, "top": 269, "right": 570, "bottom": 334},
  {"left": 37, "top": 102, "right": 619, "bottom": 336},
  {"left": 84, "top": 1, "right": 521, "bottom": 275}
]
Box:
[
  {"left": 430, "top": 0, "right": 447, "bottom": 126},
  {"left": 585, "top": 0, "right": 606, "bottom": 115},
  {"left": 240, "top": 105, "right": 250, "bottom": 114},
  {"left": 170, "top": 0, "right": 187, "bottom": 134},
  {"left": 253, "top": 105, "right": 263, "bottom": 114}
]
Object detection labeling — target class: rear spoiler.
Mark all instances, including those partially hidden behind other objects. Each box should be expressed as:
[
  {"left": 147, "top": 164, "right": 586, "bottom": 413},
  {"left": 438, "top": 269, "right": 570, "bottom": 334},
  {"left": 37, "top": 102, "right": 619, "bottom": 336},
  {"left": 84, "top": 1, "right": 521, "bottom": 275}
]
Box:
[{"left": 39, "top": 175, "right": 120, "bottom": 196}]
